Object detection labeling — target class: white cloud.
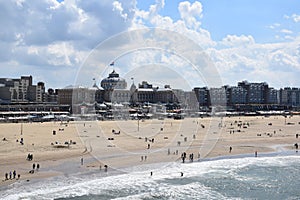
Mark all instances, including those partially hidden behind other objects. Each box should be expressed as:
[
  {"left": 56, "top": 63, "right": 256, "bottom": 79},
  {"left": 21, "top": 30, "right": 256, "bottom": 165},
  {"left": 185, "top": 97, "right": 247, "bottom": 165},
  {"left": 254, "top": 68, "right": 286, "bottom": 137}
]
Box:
[
  {"left": 178, "top": 1, "right": 203, "bottom": 29},
  {"left": 131, "top": 0, "right": 214, "bottom": 48},
  {"left": 220, "top": 35, "right": 255, "bottom": 47},
  {"left": 284, "top": 13, "right": 300, "bottom": 23},
  {"left": 292, "top": 14, "right": 300, "bottom": 22},
  {"left": 109, "top": 1, "right": 300, "bottom": 89},
  {"left": 113, "top": 1, "right": 128, "bottom": 20},
  {"left": 268, "top": 23, "right": 280, "bottom": 29},
  {"left": 0, "top": 0, "right": 135, "bottom": 88},
  {"left": 280, "top": 29, "right": 293, "bottom": 34},
  {"left": 208, "top": 37, "right": 300, "bottom": 88}
]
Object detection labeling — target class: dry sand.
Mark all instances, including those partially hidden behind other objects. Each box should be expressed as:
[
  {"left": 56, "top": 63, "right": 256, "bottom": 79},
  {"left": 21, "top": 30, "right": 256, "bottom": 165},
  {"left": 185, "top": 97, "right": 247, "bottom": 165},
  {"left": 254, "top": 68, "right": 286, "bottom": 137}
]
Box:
[{"left": 0, "top": 115, "right": 300, "bottom": 186}]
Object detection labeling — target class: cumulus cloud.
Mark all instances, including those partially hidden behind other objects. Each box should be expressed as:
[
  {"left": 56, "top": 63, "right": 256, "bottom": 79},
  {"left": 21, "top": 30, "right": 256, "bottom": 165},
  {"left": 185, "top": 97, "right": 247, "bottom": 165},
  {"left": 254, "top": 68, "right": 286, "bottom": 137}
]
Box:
[
  {"left": 178, "top": 1, "right": 203, "bottom": 29},
  {"left": 117, "top": 1, "right": 300, "bottom": 89},
  {"left": 132, "top": 0, "right": 214, "bottom": 49},
  {"left": 0, "top": 0, "right": 135, "bottom": 88},
  {"left": 208, "top": 37, "right": 300, "bottom": 88},
  {"left": 292, "top": 14, "right": 300, "bottom": 22},
  {"left": 113, "top": 1, "right": 128, "bottom": 20},
  {"left": 220, "top": 35, "right": 255, "bottom": 47},
  {"left": 285, "top": 13, "right": 300, "bottom": 23}
]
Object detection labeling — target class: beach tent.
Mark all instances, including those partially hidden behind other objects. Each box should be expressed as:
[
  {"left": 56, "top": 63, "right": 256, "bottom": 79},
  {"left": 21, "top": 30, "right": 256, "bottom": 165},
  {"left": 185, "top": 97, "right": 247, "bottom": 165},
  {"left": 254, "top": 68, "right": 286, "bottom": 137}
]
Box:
[{"left": 42, "top": 115, "right": 55, "bottom": 120}]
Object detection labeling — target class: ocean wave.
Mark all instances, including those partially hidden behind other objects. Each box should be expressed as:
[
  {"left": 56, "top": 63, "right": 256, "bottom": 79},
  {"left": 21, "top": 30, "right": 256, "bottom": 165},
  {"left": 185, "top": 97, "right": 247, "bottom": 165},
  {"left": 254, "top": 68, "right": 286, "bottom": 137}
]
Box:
[{"left": 2, "top": 154, "right": 300, "bottom": 200}]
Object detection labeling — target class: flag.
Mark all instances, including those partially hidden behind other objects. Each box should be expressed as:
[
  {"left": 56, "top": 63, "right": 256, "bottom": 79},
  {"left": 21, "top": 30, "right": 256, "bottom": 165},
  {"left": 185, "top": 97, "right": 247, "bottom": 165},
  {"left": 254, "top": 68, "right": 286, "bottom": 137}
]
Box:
[{"left": 110, "top": 61, "right": 114, "bottom": 66}]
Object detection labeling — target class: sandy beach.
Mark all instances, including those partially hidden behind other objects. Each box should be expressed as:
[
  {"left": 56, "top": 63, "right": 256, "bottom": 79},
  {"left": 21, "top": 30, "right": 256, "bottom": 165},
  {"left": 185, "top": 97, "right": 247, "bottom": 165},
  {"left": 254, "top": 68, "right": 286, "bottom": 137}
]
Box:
[{"left": 0, "top": 115, "right": 300, "bottom": 186}]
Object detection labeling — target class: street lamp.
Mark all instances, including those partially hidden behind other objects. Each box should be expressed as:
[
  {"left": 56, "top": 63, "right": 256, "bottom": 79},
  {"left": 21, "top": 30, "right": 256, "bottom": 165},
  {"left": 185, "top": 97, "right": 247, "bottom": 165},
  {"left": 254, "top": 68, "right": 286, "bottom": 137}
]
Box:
[{"left": 138, "top": 116, "right": 140, "bottom": 132}]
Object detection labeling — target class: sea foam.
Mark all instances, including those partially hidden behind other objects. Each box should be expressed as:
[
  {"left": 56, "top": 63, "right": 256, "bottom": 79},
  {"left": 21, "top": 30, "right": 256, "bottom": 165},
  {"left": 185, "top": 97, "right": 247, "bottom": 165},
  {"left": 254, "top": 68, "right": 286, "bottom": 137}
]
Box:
[{"left": 2, "top": 154, "right": 300, "bottom": 200}]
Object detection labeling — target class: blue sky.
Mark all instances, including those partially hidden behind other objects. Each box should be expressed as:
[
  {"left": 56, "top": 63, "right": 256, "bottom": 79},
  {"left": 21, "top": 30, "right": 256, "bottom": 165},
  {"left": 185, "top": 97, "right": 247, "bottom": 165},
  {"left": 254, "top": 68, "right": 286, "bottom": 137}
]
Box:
[
  {"left": 201, "top": 0, "right": 299, "bottom": 41},
  {"left": 138, "top": 0, "right": 300, "bottom": 42},
  {"left": 0, "top": 0, "right": 299, "bottom": 90}
]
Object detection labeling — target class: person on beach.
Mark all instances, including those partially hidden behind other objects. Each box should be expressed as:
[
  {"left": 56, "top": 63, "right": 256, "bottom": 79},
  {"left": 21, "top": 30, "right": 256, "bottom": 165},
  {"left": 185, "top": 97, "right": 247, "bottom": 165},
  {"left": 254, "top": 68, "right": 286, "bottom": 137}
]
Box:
[
  {"left": 229, "top": 146, "right": 232, "bottom": 153},
  {"left": 17, "top": 174, "right": 20, "bottom": 180},
  {"left": 255, "top": 151, "right": 258, "bottom": 157},
  {"left": 104, "top": 165, "right": 108, "bottom": 172},
  {"left": 141, "top": 156, "right": 144, "bottom": 161},
  {"left": 37, "top": 164, "right": 40, "bottom": 171},
  {"left": 189, "top": 153, "right": 194, "bottom": 162},
  {"left": 28, "top": 153, "right": 33, "bottom": 161},
  {"left": 9, "top": 171, "right": 12, "bottom": 179},
  {"left": 27, "top": 153, "right": 33, "bottom": 161},
  {"left": 33, "top": 163, "right": 35, "bottom": 170},
  {"left": 181, "top": 172, "right": 183, "bottom": 177},
  {"left": 81, "top": 157, "right": 83, "bottom": 165},
  {"left": 150, "top": 171, "right": 153, "bottom": 176},
  {"left": 181, "top": 152, "right": 186, "bottom": 163},
  {"left": 5, "top": 172, "right": 8, "bottom": 180},
  {"left": 13, "top": 170, "right": 16, "bottom": 179}
]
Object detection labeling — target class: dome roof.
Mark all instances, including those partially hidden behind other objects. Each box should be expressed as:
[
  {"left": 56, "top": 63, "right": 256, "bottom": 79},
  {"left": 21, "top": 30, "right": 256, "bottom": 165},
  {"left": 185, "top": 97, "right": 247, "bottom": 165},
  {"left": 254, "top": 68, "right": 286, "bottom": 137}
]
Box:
[
  {"left": 100, "top": 70, "right": 127, "bottom": 90},
  {"left": 101, "top": 77, "right": 125, "bottom": 83}
]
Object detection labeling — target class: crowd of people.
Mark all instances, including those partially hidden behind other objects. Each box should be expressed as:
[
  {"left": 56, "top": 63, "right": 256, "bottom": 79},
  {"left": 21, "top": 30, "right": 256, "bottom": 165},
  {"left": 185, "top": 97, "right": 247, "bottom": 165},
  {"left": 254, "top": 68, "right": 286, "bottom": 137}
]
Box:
[{"left": 4, "top": 170, "right": 20, "bottom": 181}]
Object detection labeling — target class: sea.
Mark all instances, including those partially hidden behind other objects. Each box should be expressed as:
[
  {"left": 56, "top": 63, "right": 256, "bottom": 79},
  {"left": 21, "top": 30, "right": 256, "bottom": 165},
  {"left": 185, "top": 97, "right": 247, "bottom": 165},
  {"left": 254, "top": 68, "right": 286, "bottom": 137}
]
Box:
[{"left": 1, "top": 152, "right": 300, "bottom": 200}]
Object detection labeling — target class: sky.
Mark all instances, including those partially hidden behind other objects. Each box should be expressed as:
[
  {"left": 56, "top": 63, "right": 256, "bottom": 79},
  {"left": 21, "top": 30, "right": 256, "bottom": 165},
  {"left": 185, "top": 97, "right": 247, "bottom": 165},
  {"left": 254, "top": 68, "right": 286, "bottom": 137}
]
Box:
[{"left": 0, "top": 0, "right": 300, "bottom": 90}]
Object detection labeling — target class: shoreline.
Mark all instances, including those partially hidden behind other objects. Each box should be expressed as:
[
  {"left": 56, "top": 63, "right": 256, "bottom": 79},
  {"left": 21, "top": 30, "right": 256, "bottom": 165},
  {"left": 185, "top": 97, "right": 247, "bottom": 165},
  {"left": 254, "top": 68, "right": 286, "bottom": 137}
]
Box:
[
  {"left": 2, "top": 148, "right": 299, "bottom": 194},
  {"left": 0, "top": 115, "right": 300, "bottom": 188}
]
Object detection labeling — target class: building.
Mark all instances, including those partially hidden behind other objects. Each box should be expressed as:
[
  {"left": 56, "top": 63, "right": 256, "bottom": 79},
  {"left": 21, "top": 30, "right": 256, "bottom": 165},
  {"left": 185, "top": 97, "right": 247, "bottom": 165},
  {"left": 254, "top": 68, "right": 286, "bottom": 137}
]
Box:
[
  {"left": 155, "top": 85, "right": 175, "bottom": 103},
  {"left": 183, "top": 91, "right": 198, "bottom": 111},
  {"left": 101, "top": 70, "right": 127, "bottom": 90},
  {"left": 267, "top": 88, "right": 279, "bottom": 104},
  {"left": 229, "top": 86, "right": 247, "bottom": 105},
  {"left": 57, "top": 86, "right": 96, "bottom": 114},
  {"left": 43, "top": 88, "right": 58, "bottom": 103},
  {"left": 279, "top": 87, "right": 300, "bottom": 106},
  {"left": 172, "top": 89, "right": 185, "bottom": 104},
  {"left": 27, "top": 82, "right": 45, "bottom": 102},
  {"left": 0, "top": 76, "right": 45, "bottom": 103},
  {"left": 193, "top": 87, "right": 209, "bottom": 107},
  {"left": 238, "top": 81, "right": 269, "bottom": 104},
  {"left": 135, "top": 81, "right": 154, "bottom": 103},
  {"left": 209, "top": 87, "right": 227, "bottom": 106}
]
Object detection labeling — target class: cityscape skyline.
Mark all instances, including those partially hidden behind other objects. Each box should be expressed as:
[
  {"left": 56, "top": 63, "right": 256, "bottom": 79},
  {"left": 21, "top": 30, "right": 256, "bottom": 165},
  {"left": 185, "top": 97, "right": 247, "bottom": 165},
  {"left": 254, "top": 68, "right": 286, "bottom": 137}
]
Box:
[
  {"left": 1, "top": 73, "right": 300, "bottom": 107},
  {"left": 1, "top": 72, "right": 300, "bottom": 91}
]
